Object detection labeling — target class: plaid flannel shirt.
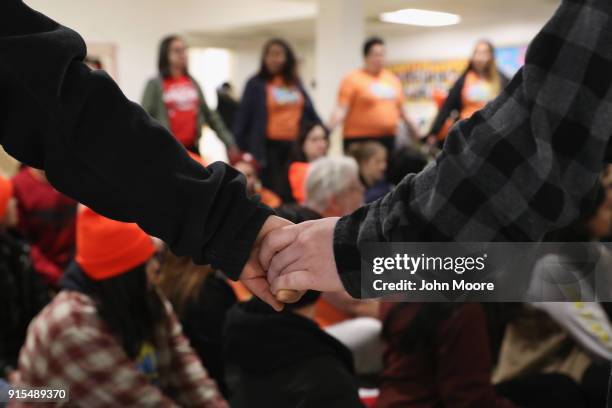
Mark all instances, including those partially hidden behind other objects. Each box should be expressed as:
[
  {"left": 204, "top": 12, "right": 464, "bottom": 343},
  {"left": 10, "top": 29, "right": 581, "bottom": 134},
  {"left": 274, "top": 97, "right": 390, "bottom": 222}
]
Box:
[
  {"left": 11, "top": 291, "right": 228, "bottom": 408},
  {"left": 334, "top": 0, "right": 612, "bottom": 298}
]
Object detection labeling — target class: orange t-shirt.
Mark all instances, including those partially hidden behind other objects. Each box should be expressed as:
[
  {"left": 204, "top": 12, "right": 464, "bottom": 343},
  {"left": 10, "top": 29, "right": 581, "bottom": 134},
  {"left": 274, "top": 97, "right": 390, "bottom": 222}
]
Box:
[
  {"left": 460, "top": 71, "right": 498, "bottom": 120},
  {"left": 288, "top": 162, "right": 309, "bottom": 204},
  {"left": 339, "top": 69, "right": 404, "bottom": 139},
  {"left": 266, "top": 76, "right": 304, "bottom": 141}
]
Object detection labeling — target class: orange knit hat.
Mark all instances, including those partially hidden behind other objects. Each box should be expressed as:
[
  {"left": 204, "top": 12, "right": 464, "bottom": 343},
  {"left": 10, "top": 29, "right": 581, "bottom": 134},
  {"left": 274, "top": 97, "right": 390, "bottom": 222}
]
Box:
[
  {"left": 76, "top": 207, "right": 156, "bottom": 280},
  {"left": 0, "top": 176, "right": 13, "bottom": 222}
]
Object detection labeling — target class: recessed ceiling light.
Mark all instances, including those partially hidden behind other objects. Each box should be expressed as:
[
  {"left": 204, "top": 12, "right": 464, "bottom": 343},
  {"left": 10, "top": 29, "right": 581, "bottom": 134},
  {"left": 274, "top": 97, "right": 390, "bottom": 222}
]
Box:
[{"left": 380, "top": 8, "right": 461, "bottom": 27}]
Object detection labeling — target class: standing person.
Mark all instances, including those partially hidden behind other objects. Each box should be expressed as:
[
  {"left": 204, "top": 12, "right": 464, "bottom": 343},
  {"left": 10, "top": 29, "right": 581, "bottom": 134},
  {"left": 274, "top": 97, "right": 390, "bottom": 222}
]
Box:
[
  {"left": 329, "top": 37, "right": 421, "bottom": 155},
  {"left": 11, "top": 166, "right": 77, "bottom": 287},
  {"left": 1, "top": 0, "right": 290, "bottom": 312},
  {"left": 216, "top": 82, "right": 239, "bottom": 130},
  {"left": 427, "top": 40, "right": 509, "bottom": 147},
  {"left": 288, "top": 121, "right": 330, "bottom": 204},
  {"left": 234, "top": 38, "right": 322, "bottom": 202},
  {"left": 13, "top": 207, "right": 228, "bottom": 407},
  {"left": 142, "top": 35, "right": 235, "bottom": 153}
]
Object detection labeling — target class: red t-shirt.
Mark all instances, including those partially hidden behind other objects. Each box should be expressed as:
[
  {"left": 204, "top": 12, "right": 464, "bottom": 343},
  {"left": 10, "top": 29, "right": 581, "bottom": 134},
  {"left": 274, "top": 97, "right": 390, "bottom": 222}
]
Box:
[{"left": 162, "top": 75, "right": 199, "bottom": 149}]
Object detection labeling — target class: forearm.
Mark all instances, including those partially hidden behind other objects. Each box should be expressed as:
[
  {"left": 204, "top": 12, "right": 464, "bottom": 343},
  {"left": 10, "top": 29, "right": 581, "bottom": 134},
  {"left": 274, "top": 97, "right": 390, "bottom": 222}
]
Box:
[
  {"left": 334, "top": 0, "right": 612, "bottom": 297},
  {"left": 328, "top": 105, "right": 347, "bottom": 131}
]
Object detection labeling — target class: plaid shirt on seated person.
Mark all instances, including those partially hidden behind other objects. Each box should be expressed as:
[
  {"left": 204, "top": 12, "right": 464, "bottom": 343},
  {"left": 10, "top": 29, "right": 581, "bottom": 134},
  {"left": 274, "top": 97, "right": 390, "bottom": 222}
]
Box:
[{"left": 11, "top": 291, "right": 228, "bottom": 408}]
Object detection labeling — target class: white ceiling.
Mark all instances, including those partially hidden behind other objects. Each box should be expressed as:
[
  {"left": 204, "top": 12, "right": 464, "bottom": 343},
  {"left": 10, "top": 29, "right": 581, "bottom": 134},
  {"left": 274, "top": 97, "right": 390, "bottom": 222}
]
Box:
[{"left": 188, "top": 0, "right": 561, "bottom": 44}]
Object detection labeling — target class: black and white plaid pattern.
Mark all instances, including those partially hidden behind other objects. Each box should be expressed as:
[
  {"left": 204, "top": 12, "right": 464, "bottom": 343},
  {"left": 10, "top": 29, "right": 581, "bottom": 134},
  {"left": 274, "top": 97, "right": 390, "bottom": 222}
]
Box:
[{"left": 334, "top": 0, "right": 612, "bottom": 298}]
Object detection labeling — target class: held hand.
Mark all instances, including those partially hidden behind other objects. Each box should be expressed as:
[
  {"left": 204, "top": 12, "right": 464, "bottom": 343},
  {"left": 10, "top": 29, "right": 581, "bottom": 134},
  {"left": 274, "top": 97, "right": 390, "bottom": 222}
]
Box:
[
  {"left": 239, "top": 215, "right": 294, "bottom": 311},
  {"left": 259, "top": 217, "right": 344, "bottom": 296}
]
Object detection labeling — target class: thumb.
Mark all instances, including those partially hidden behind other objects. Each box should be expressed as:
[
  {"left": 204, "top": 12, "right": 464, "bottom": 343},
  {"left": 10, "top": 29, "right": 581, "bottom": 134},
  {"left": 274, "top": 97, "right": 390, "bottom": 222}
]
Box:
[{"left": 271, "top": 270, "right": 314, "bottom": 294}]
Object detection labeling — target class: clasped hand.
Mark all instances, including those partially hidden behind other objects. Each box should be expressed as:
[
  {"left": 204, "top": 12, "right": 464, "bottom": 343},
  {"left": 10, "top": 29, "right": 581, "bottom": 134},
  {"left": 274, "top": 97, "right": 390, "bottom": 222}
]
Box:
[{"left": 239, "top": 216, "right": 343, "bottom": 311}]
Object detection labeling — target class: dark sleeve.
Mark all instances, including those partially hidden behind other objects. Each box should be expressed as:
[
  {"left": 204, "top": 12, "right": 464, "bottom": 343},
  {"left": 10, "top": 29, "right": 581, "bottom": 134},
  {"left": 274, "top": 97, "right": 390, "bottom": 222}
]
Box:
[
  {"left": 428, "top": 74, "right": 465, "bottom": 136},
  {"left": 334, "top": 0, "right": 612, "bottom": 297},
  {"left": 140, "top": 78, "right": 160, "bottom": 120},
  {"left": 0, "top": 1, "right": 272, "bottom": 280},
  {"left": 435, "top": 305, "right": 514, "bottom": 408},
  {"left": 233, "top": 78, "right": 258, "bottom": 151},
  {"left": 500, "top": 71, "right": 511, "bottom": 89},
  {"left": 294, "top": 356, "right": 364, "bottom": 408},
  {"left": 196, "top": 82, "right": 236, "bottom": 148}
]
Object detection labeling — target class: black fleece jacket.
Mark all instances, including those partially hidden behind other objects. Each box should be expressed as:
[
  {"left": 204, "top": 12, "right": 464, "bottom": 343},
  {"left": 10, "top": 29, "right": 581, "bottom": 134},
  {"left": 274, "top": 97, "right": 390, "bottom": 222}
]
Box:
[{"left": 0, "top": 0, "right": 272, "bottom": 279}]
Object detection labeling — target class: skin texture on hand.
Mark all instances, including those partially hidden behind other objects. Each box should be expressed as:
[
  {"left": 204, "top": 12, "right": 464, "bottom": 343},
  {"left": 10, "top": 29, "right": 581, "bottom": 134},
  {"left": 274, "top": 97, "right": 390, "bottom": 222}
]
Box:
[
  {"left": 239, "top": 215, "right": 294, "bottom": 311},
  {"left": 259, "top": 217, "right": 344, "bottom": 297}
]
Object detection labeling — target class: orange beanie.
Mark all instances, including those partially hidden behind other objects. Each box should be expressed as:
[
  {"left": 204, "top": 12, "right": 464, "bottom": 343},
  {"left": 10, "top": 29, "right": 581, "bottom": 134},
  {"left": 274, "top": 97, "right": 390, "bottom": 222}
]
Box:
[
  {"left": 76, "top": 207, "right": 156, "bottom": 280},
  {"left": 0, "top": 176, "right": 13, "bottom": 221}
]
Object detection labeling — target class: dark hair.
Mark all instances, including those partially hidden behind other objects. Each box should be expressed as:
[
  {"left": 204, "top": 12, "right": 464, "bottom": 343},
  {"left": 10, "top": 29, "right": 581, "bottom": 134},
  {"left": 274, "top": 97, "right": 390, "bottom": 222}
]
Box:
[
  {"left": 387, "top": 147, "right": 428, "bottom": 185},
  {"left": 91, "top": 264, "right": 166, "bottom": 359},
  {"left": 158, "top": 35, "right": 187, "bottom": 79},
  {"left": 274, "top": 204, "right": 322, "bottom": 310},
  {"left": 257, "top": 38, "right": 298, "bottom": 84},
  {"left": 291, "top": 120, "right": 329, "bottom": 162},
  {"left": 363, "top": 36, "right": 385, "bottom": 57}
]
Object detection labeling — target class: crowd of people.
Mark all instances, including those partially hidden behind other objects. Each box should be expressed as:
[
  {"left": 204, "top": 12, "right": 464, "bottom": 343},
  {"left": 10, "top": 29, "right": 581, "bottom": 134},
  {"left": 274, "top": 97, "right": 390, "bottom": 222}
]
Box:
[{"left": 2, "top": 1, "right": 612, "bottom": 406}]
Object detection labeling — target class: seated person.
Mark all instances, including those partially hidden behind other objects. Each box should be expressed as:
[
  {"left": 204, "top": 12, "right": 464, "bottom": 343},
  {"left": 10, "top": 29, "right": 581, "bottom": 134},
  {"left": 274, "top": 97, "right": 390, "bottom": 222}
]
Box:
[
  {"left": 13, "top": 207, "right": 227, "bottom": 407},
  {"left": 0, "top": 175, "right": 49, "bottom": 383},
  {"left": 223, "top": 204, "right": 363, "bottom": 407},
  {"left": 288, "top": 121, "right": 329, "bottom": 204},
  {"left": 500, "top": 183, "right": 612, "bottom": 408},
  {"left": 155, "top": 251, "right": 237, "bottom": 397},
  {"left": 231, "top": 151, "right": 282, "bottom": 209},
  {"left": 11, "top": 167, "right": 77, "bottom": 287},
  {"left": 380, "top": 303, "right": 584, "bottom": 408},
  {"left": 224, "top": 293, "right": 363, "bottom": 408},
  {"left": 302, "top": 157, "right": 382, "bottom": 374},
  {"left": 347, "top": 141, "right": 392, "bottom": 203}
]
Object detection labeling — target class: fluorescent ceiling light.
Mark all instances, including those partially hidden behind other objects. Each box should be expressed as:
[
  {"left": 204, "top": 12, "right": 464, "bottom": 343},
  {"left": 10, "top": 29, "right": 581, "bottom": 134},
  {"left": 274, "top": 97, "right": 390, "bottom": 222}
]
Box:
[{"left": 380, "top": 9, "right": 461, "bottom": 27}]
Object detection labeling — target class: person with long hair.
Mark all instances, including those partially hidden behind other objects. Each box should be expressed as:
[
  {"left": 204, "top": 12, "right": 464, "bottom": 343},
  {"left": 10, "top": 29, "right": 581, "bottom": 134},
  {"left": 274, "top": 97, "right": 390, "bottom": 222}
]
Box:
[
  {"left": 329, "top": 36, "right": 421, "bottom": 155},
  {"left": 142, "top": 35, "right": 235, "bottom": 153},
  {"left": 13, "top": 207, "right": 227, "bottom": 407},
  {"left": 288, "top": 121, "right": 330, "bottom": 204},
  {"left": 155, "top": 251, "right": 238, "bottom": 398},
  {"left": 234, "top": 38, "right": 322, "bottom": 202},
  {"left": 427, "top": 40, "right": 509, "bottom": 146}
]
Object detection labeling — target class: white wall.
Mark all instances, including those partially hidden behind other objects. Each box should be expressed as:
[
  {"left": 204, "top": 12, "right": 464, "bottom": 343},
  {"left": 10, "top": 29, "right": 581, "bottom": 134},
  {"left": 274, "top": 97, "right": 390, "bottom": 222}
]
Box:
[
  {"left": 384, "top": 20, "right": 546, "bottom": 64},
  {"left": 24, "top": 0, "right": 316, "bottom": 102}
]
